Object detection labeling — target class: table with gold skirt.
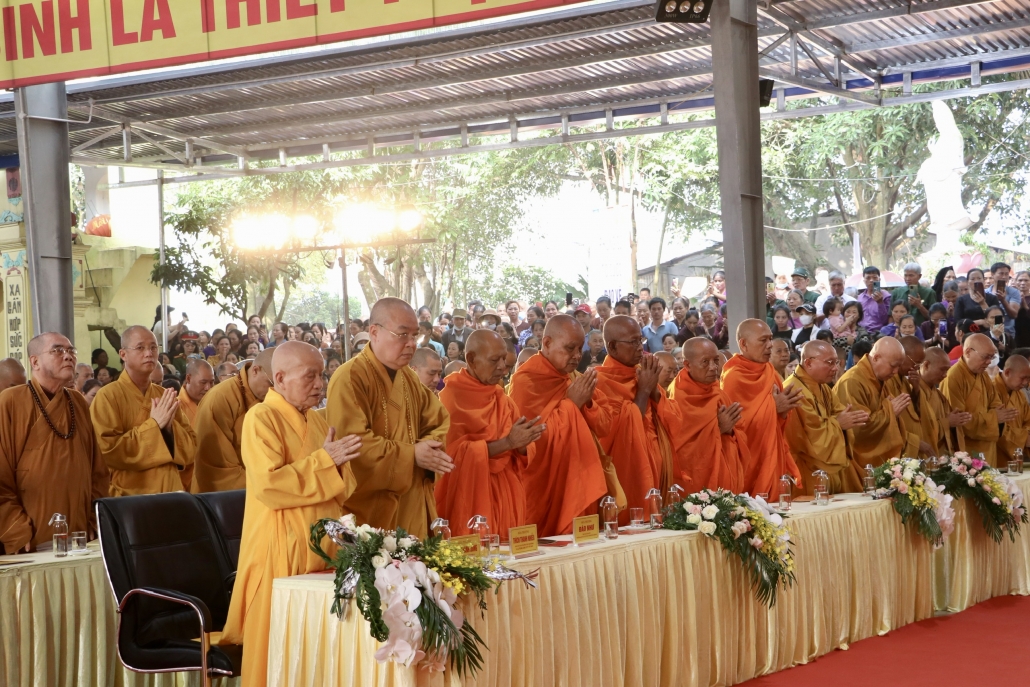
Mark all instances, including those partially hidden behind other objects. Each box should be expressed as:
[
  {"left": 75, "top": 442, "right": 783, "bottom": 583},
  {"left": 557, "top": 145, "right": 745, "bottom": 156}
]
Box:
[
  {"left": 268, "top": 494, "right": 933, "bottom": 687},
  {"left": 933, "top": 471, "right": 1030, "bottom": 613}
]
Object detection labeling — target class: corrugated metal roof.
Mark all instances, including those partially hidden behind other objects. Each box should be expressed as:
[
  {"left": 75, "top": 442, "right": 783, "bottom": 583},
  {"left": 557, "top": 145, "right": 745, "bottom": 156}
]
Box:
[{"left": 2, "top": 0, "right": 1026, "bottom": 168}]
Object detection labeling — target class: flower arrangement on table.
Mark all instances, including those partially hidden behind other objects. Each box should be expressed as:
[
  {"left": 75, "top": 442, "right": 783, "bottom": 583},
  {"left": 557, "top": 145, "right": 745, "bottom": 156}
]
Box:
[
  {"left": 871, "top": 457, "right": 955, "bottom": 547},
  {"left": 930, "top": 452, "right": 1027, "bottom": 543},
  {"left": 661, "top": 488, "right": 796, "bottom": 606},
  {"left": 309, "top": 514, "right": 496, "bottom": 676}
]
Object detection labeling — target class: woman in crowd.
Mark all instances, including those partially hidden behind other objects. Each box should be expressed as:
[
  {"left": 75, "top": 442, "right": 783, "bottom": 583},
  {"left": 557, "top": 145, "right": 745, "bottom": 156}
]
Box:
[
  {"left": 544, "top": 301, "right": 560, "bottom": 320},
  {"left": 446, "top": 340, "right": 465, "bottom": 363},
  {"left": 879, "top": 302, "right": 911, "bottom": 339},
  {"left": 676, "top": 308, "right": 701, "bottom": 344},
  {"left": 669, "top": 297, "right": 691, "bottom": 332},
  {"left": 921, "top": 303, "right": 953, "bottom": 349},
  {"left": 954, "top": 268, "right": 1000, "bottom": 327},
  {"left": 244, "top": 341, "right": 262, "bottom": 358},
  {"left": 770, "top": 305, "right": 795, "bottom": 340}
]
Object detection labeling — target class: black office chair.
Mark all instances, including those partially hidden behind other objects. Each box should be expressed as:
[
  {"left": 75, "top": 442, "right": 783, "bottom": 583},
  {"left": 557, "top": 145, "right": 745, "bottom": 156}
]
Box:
[
  {"left": 195, "top": 489, "right": 246, "bottom": 590},
  {"left": 96, "top": 493, "right": 242, "bottom": 687}
]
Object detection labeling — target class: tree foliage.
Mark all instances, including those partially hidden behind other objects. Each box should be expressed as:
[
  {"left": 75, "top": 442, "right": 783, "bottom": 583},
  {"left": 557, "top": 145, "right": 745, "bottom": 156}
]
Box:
[{"left": 473, "top": 265, "right": 585, "bottom": 308}]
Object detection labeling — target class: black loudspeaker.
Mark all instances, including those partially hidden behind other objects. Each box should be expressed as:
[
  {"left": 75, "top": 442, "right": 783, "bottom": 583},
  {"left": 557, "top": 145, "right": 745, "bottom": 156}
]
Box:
[
  {"left": 759, "top": 79, "right": 775, "bottom": 108},
  {"left": 655, "top": 0, "right": 713, "bottom": 23}
]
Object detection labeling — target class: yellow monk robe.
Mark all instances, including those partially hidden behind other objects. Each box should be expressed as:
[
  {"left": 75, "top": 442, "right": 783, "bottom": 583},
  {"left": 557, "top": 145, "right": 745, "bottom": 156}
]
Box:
[
  {"left": 221, "top": 389, "right": 355, "bottom": 687},
  {"left": 328, "top": 345, "right": 449, "bottom": 539},
  {"left": 0, "top": 382, "right": 109, "bottom": 553},
  {"left": 508, "top": 353, "right": 610, "bottom": 537},
  {"left": 91, "top": 371, "right": 196, "bottom": 496},
  {"left": 941, "top": 357, "right": 1002, "bottom": 467},
  {"left": 784, "top": 367, "right": 862, "bottom": 495},
  {"left": 834, "top": 356, "right": 919, "bottom": 470},
  {"left": 884, "top": 374, "right": 931, "bottom": 459},
  {"left": 177, "top": 386, "right": 199, "bottom": 426},
  {"left": 193, "top": 364, "right": 260, "bottom": 492},
  {"left": 721, "top": 355, "right": 801, "bottom": 498},
  {"left": 436, "top": 368, "right": 532, "bottom": 537},
  {"left": 663, "top": 368, "right": 747, "bottom": 493},
  {"left": 919, "top": 379, "right": 965, "bottom": 457},
  {"left": 593, "top": 357, "right": 674, "bottom": 521},
  {"left": 994, "top": 373, "right": 1030, "bottom": 466}
]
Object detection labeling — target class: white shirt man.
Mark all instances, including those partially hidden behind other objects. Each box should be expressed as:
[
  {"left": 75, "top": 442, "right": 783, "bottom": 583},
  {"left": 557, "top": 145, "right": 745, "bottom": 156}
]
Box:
[{"left": 816, "top": 270, "right": 857, "bottom": 329}]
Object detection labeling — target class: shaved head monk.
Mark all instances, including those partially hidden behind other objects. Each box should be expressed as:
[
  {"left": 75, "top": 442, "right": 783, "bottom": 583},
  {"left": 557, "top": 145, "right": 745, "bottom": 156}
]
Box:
[
  {"left": 410, "top": 347, "right": 444, "bottom": 392},
  {"left": 443, "top": 360, "right": 467, "bottom": 378},
  {"left": 0, "top": 358, "right": 26, "bottom": 392},
  {"left": 918, "top": 347, "right": 970, "bottom": 456},
  {"left": 594, "top": 316, "right": 673, "bottom": 522},
  {"left": 436, "top": 330, "right": 544, "bottom": 536},
  {"left": 941, "top": 333, "right": 1016, "bottom": 467},
  {"left": 721, "top": 319, "right": 803, "bottom": 498},
  {"left": 193, "top": 348, "right": 275, "bottom": 492},
  {"left": 997, "top": 354, "right": 1030, "bottom": 466},
  {"left": 770, "top": 339, "right": 791, "bottom": 380},
  {"left": 834, "top": 337, "right": 919, "bottom": 470},
  {"left": 884, "top": 336, "right": 936, "bottom": 458},
  {"left": 327, "top": 298, "right": 451, "bottom": 538},
  {"left": 664, "top": 337, "right": 747, "bottom": 492},
  {"left": 221, "top": 341, "right": 360, "bottom": 687},
  {"left": 784, "top": 341, "right": 867, "bottom": 495},
  {"left": 508, "top": 314, "right": 617, "bottom": 536},
  {"left": 0, "top": 333, "right": 108, "bottom": 554},
  {"left": 74, "top": 363, "right": 93, "bottom": 392},
  {"left": 653, "top": 351, "right": 678, "bottom": 391},
  {"left": 178, "top": 358, "right": 214, "bottom": 426},
  {"left": 90, "top": 326, "right": 196, "bottom": 495}
]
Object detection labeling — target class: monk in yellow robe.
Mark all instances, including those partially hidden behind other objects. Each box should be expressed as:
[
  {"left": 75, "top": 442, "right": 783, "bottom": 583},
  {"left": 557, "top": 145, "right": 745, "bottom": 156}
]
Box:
[
  {"left": 995, "top": 354, "right": 1030, "bottom": 466},
  {"left": 664, "top": 338, "right": 747, "bottom": 492},
  {"left": 436, "top": 330, "right": 543, "bottom": 537},
  {"left": 221, "top": 342, "right": 360, "bottom": 687},
  {"left": 0, "top": 333, "right": 109, "bottom": 554},
  {"left": 177, "top": 358, "right": 214, "bottom": 426},
  {"left": 834, "top": 337, "right": 919, "bottom": 470},
  {"left": 328, "top": 298, "right": 451, "bottom": 539},
  {"left": 193, "top": 349, "right": 274, "bottom": 492},
  {"left": 594, "top": 316, "right": 673, "bottom": 521},
  {"left": 784, "top": 341, "right": 867, "bottom": 495},
  {"left": 941, "top": 333, "right": 1016, "bottom": 468},
  {"left": 508, "top": 315, "right": 612, "bottom": 536},
  {"left": 882, "top": 337, "right": 937, "bottom": 459},
  {"left": 91, "top": 326, "right": 196, "bottom": 496},
  {"left": 721, "top": 319, "right": 803, "bottom": 499},
  {"left": 918, "top": 347, "right": 969, "bottom": 456}
]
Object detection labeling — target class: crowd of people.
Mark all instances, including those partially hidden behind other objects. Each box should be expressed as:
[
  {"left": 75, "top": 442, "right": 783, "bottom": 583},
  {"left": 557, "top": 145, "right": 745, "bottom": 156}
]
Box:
[{"left": 2, "top": 259, "right": 1030, "bottom": 687}]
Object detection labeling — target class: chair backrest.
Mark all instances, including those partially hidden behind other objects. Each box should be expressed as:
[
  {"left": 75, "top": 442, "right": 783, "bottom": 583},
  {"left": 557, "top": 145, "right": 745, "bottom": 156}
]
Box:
[
  {"left": 194, "top": 490, "right": 246, "bottom": 570},
  {"left": 96, "top": 493, "right": 234, "bottom": 645}
]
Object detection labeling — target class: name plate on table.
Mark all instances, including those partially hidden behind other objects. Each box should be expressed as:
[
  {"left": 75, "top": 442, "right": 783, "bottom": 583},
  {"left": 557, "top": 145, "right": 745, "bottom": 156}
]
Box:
[
  {"left": 572, "top": 515, "right": 600, "bottom": 545},
  {"left": 450, "top": 534, "right": 481, "bottom": 555},
  {"left": 509, "top": 524, "right": 542, "bottom": 558}
]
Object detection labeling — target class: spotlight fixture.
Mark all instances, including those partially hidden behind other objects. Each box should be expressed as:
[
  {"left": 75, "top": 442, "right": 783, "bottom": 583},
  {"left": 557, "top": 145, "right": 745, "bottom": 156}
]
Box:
[{"left": 655, "top": 0, "right": 713, "bottom": 23}]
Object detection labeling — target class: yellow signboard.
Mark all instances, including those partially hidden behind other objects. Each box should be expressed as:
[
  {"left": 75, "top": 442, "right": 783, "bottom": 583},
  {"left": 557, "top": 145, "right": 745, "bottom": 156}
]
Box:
[
  {"left": 508, "top": 524, "right": 538, "bottom": 557},
  {"left": 572, "top": 514, "right": 599, "bottom": 545},
  {"left": 449, "top": 533, "right": 481, "bottom": 556},
  {"left": 0, "top": 0, "right": 587, "bottom": 89}
]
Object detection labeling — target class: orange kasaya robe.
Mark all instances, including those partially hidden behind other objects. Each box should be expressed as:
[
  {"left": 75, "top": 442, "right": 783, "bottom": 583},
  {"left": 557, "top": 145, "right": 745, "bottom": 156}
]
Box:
[
  {"left": 436, "top": 368, "right": 532, "bottom": 539},
  {"left": 593, "top": 357, "right": 675, "bottom": 523},
  {"left": 721, "top": 354, "right": 802, "bottom": 499},
  {"left": 664, "top": 369, "right": 747, "bottom": 493},
  {"left": 508, "top": 353, "right": 609, "bottom": 537}
]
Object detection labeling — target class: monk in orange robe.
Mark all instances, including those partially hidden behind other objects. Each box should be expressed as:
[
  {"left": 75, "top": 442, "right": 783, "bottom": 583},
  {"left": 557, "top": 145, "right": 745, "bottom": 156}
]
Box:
[
  {"left": 508, "top": 315, "right": 612, "bottom": 536},
  {"left": 437, "top": 330, "right": 544, "bottom": 537},
  {"left": 594, "top": 316, "right": 673, "bottom": 521},
  {"left": 665, "top": 337, "right": 747, "bottom": 492},
  {"left": 721, "top": 319, "right": 803, "bottom": 498}
]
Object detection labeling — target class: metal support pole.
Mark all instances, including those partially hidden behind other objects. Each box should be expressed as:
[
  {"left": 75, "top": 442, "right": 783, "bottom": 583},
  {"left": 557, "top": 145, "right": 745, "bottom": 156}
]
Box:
[
  {"left": 157, "top": 170, "right": 168, "bottom": 351},
  {"left": 340, "top": 249, "right": 351, "bottom": 360},
  {"left": 712, "top": 0, "right": 766, "bottom": 340},
  {"left": 14, "top": 83, "right": 74, "bottom": 340}
]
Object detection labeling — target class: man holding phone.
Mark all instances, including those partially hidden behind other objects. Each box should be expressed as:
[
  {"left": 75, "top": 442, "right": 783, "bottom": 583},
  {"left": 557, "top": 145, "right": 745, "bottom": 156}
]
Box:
[
  {"left": 890, "top": 262, "right": 936, "bottom": 326},
  {"left": 988, "top": 262, "right": 1021, "bottom": 341},
  {"left": 857, "top": 266, "right": 892, "bottom": 334}
]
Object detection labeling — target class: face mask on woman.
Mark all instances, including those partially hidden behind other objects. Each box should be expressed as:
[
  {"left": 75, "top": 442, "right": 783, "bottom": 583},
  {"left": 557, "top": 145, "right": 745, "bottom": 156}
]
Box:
[{"left": 799, "top": 314, "right": 813, "bottom": 326}]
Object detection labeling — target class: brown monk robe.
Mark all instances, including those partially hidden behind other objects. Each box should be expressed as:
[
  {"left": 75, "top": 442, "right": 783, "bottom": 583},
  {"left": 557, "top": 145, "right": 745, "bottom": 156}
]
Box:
[
  {"left": 328, "top": 298, "right": 451, "bottom": 539},
  {"left": 436, "top": 330, "right": 544, "bottom": 537},
  {"left": 941, "top": 334, "right": 1016, "bottom": 468},
  {"left": 0, "top": 333, "right": 108, "bottom": 554},
  {"left": 91, "top": 326, "right": 197, "bottom": 496},
  {"left": 995, "top": 355, "right": 1030, "bottom": 466},
  {"left": 883, "top": 336, "right": 937, "bottom": 459},
  {"left": 177, "top": 358, "right": 214, "bottom": 426},
  {"left": 508, "top": 315, "right": 616, "bottom": 537},
  {"left": 593, "top": 316, "right": 674, "bottom": 521},
  {"left": 720, "top": 319, "right": 803, "bottom": 499},
  {"left": 193, "top": 350, "right": 274, "bottom": 492},
  {"left": 664, "top": 338, "right": 747, "bottom": 492},
  {"left": 783, "top": 341, "right": 867, "bottom": 495},
  {"left": 834, "top": 337, "right": 919, "bottom": 470},
  {"left": 918, "top": 348, "right": 970, "bottom": 456}
]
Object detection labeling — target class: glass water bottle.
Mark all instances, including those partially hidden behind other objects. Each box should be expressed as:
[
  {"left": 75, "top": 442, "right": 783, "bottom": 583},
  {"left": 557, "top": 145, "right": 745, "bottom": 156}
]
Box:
[
  {"left": 665, "top": 484, "right": 684, "bottom": 508},
  {"left": 430, "top": 518, "right": 451, "bottom": 541},
  {"left": 49, "top": 513, "right": 69, "bottom": 557},
  {"left": 812, "top": 471, "right": 830, "bottom": 506},
  {"left": 778, "top": 475, "right": 793, "bottom": 511},
  {"left": 600, "top": 496, "right": 619, "bottom": 540},
  {"left": 863, "top": 464, "right": 876, "bottom": 493},
  {"left": 645, "top": 488, "right": 664, "bottom": 528},
  {"left": 467, "top": 515, "right": 490, "bottom": 554}
]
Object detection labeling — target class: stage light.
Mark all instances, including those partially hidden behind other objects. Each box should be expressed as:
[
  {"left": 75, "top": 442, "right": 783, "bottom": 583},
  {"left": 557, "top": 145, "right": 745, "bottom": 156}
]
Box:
[{"left": 655, "top": 0, "right": 712, "bottom": 24}]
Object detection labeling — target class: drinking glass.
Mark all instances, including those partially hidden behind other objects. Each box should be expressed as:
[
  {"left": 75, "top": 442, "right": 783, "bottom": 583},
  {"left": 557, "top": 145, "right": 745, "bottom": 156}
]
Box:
[
  {"left": 629, "top": 508, "right": 644, "bottom": 528},
  {"left": 487, "top": 535, "right": 501, "bottom": 567},
  {"left": 778, "top": 493, "right": 792, "bottom": 512},
  {"left": 1009, "top": 460, "right": 1020, "bottom": 475},
  {"left": 70, "top": 531, "right": 87, "bottom": 555}
]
